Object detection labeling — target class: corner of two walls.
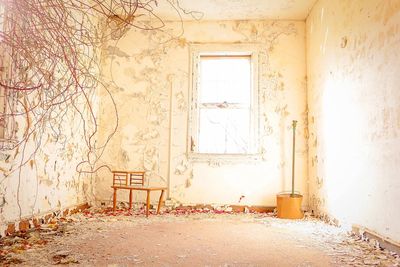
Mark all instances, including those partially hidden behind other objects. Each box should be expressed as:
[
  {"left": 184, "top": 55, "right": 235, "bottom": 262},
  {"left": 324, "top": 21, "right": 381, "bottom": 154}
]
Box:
[
  {"left": 0, "top": 13, "right": 101, "bottom": 236},
  {"left": 2, "top": 0, "right": 399, "bottom": 246},
  {"left": 306, "top": 0, "right": 400, "bottom": 242},
  {"left": 0, "top": 108, "right": 96, "bottom": 235},
  {"left": 95, "top": 20, "right": 309, "bottom": 208}
]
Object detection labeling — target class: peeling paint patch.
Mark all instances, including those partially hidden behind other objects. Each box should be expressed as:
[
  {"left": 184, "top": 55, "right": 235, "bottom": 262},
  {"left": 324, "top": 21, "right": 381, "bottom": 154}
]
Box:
[
  {"left": 175, "top": 92, "right": 187, "bottom": 111},
  {"left": 96, "top": 19, "right": 307, "bottom": 209},
  {"left": 106, "top": 45, "right": 130, "bottom": 58}
]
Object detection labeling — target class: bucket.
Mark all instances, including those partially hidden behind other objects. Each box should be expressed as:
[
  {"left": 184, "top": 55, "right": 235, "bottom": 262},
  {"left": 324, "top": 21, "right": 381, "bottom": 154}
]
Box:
[{"left": 276, "top": 193, "right": 304, "bottom": 219}]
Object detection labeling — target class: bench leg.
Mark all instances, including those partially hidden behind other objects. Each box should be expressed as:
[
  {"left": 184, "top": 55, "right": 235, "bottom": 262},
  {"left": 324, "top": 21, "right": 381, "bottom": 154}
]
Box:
[
  {"left": 129, "top": 189, "right": 133, "bottom": 210},
  {"left": 113, "top": 188, "right": 117, "bottom": 212},
  {"left": 146, "top": 190, "right": 150, "bottom": 217},
  {"left": 157, "top": 190, "right": 165, "bottom": 214}
]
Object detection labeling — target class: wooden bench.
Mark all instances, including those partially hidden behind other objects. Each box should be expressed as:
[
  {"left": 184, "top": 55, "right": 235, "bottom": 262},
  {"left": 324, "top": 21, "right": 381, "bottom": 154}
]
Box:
[{"left": 111, "top": 171, "right": 167, "bottom": 217}]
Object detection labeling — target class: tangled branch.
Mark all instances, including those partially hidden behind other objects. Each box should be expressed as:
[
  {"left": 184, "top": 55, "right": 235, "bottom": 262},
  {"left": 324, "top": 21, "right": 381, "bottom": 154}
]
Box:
[{"left": 0, "top": 0, "right": 199, "bottom": 174}]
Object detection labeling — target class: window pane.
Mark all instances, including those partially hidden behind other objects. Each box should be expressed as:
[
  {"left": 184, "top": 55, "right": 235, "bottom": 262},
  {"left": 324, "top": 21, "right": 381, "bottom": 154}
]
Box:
[
  {"left": 198, "top": 108, "right": 250, "bottom": 154},
  {"left": 199, "top": 56, "right": 251, "bottom": 105}
]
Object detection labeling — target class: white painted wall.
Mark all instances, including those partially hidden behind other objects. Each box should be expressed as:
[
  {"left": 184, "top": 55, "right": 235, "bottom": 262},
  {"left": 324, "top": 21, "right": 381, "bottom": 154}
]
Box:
[
  {"left": 0, "top": 105, "right": 96, "bottom": 235},
  {"left": 307, "top": 0, "right": 400, "bottom": 242},
  {"left": 96, "top": 20, "right": 308, "bottom": 208},
  {"left": 0, "top": 8, "right": 99, "bottom": 235}
]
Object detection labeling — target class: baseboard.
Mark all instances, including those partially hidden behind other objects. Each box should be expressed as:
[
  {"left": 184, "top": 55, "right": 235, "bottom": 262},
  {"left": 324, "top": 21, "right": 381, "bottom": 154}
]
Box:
[
  {"left": 156, "top": 203, "right": 275, "bottom": 213},
  {"left": 352, "top": 224, "right": 400, "bottom": 255},
  {"left": 1, "top": 202, "right": 90, "bottom": 238},
  {"left": 96, "top": 199, "right": 276, "bottom": 213}
]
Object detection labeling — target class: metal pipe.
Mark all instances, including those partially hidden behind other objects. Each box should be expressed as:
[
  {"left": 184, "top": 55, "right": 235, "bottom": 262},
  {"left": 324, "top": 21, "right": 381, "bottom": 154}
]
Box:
[
  {"left": 166, "top": 75, "right": 174, "bottom": 199},
  {"left": 291, "top": 120, "right": 297, "bottom": 197}
]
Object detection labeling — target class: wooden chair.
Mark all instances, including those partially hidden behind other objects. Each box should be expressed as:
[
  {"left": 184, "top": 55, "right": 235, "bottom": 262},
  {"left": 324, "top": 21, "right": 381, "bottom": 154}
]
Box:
[{"left": 111, "top": 171, "right": 167, "bottom": 217}]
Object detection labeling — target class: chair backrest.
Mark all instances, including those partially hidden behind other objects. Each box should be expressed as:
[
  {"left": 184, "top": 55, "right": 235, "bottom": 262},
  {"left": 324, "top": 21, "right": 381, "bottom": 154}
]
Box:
[
  {"left": 112, "top": 171, "right": 145, "bottom": 186},
  {"left": 129, "top": 172, "right": 145, "bottom": 186}
]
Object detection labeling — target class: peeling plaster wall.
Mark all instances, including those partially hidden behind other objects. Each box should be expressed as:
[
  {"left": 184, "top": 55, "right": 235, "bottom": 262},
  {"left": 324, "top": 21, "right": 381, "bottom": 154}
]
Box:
[
  {"left": 307, "top": 0, "right": 400, "bottom": 241},
  {"left": 0, "top": 20, "right": 99, "bottom": 235},
  {"left": 96, "top": 20, "right": 307, "bottom": 207},
  {"left": 0, "top": 108, "right": 96, "bottom": 233}
]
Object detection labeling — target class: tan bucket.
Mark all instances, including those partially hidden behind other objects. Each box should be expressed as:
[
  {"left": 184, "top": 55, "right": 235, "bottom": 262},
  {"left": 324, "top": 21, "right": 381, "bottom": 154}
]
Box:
[{"left": 276, "top": 193, "right": 304, "bottom": 219}]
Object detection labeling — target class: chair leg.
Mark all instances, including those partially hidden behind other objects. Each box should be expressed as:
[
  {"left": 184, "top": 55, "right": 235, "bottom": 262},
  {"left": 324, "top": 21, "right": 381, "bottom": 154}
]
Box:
[
  {"left": 129, "top": 189, "right": 133, "bottom": 210},
  {"left": 146, "top": 190, "right": 150, "bottom": 217},
  {"left": 113, "top": 188, "right": 117, "bottom": 212},
  {"left": 157, "top": 190, "right": 165, "bottom": 214}
]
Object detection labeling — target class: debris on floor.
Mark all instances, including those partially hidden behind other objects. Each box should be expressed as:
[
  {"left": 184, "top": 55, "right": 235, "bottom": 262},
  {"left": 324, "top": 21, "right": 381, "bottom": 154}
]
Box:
[{"left": 0, "top": 206, "right": 399, "bottom": 266}]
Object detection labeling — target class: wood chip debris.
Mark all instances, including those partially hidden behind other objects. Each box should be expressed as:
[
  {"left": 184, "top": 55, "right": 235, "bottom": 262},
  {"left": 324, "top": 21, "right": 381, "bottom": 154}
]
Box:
[{"left": 0, "top": 206, "right": 399, "bottom": 266}]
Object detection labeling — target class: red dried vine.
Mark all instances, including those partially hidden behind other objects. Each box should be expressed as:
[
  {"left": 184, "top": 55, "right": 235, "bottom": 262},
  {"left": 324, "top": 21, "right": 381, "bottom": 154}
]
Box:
[{"left": 0, "top": 0, "right": 200, "bottom": 217}]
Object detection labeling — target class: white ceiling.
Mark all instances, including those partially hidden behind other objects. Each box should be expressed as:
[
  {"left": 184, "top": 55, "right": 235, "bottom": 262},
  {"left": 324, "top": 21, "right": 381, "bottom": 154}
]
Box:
[{"left": 150, "top": 0, "right": 318, "bottom": 21}]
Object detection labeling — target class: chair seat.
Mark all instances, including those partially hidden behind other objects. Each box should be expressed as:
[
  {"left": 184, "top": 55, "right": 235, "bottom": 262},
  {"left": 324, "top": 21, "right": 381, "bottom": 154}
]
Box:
[
  {"left": 111, "top": 185, "right": 167, "bottom": 191},
  {"left": 111, "top": 170, "right": 167, "bottom": 217}
]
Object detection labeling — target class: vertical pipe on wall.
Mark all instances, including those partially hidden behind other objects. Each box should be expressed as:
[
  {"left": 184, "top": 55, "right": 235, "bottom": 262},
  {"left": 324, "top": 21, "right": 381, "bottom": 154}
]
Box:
[
  {"left": 166, "top": 75, "right": 174, "bottom": 199},
  {"left": 291, "top": 120, "right": 297, "bottom": 196}
]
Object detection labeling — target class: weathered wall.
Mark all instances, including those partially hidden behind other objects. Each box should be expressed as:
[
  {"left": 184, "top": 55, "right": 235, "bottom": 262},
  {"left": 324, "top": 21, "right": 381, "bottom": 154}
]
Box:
[
  {"left": 0, "top": 8, "right": 99, "bottom": 235},
  {"left": 96, "top": 20, "right": 308, "bottom": 207},
  {"left": 0, "top": 106, "right": 96, "bottom": 235},
  {"left": 307, "top": 0, "right": 400, "bottom": 241}
]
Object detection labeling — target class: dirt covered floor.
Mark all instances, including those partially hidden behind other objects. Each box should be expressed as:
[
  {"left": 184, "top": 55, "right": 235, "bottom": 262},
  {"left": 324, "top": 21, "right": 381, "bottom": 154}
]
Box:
[{"left": 1, "top": 207, "right": 399, "bottom": 266}]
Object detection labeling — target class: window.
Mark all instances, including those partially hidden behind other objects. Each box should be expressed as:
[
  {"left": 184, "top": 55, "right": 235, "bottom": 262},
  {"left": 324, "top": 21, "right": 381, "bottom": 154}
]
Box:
[{"left": 189, "top": 46, "right": 259, "bottom": 156}]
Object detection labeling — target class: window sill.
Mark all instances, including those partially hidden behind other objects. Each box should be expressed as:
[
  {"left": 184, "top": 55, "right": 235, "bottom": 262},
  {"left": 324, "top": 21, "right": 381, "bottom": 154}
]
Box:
[{"left": 188, "top": 152, "right": 263, "bottom": 164}]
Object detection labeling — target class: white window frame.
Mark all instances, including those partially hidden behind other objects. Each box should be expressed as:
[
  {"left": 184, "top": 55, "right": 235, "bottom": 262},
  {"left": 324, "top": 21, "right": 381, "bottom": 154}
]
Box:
[{"left": 188, "top": 44, "right": 261, "bottom": 159}]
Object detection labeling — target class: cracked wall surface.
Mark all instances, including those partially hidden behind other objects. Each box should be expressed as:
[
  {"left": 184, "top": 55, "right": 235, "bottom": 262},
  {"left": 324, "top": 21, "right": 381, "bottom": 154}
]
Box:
[
  {"left": 307, "top": 0, "right": 400, "bottom": 242},
  {"left": 95, "top": 20, "right": 308, "bottom": 207},
  {"left": 0, "top": 106, "right": 96, "bottom": 235},
  {"left": 0, "top": 10, "right": 99, "bottom": 235}
]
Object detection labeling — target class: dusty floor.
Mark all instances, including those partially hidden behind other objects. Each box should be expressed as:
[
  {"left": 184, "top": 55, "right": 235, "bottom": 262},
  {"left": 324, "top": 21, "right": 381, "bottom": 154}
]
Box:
[{"left": 1, "top": 207, "right": 399, "bottom": 266}]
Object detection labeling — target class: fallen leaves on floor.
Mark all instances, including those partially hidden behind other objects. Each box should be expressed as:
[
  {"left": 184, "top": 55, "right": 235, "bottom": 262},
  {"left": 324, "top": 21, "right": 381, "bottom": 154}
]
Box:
[
  {"left": 0, "top": 206, "right": 399, "bottom": 266},
  {"left": 51, "top": 250, "right": 79, "bottom": 265}
]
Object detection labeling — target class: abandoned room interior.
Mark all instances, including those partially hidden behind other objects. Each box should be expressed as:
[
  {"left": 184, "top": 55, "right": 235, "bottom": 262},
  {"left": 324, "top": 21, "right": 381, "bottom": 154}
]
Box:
[{"left": 0, "top": 0, "right": 399, "bottom": 265}]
